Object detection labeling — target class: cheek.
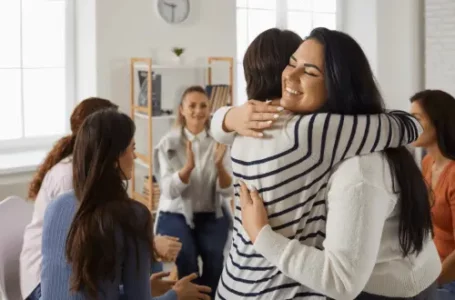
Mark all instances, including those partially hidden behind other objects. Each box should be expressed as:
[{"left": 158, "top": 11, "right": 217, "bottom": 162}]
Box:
[
  {"left": 414, "top": 123, "right": 436, "bottom": 146},
  {"left": 301, "top": 80, "right": 326, "bottom": 109}
]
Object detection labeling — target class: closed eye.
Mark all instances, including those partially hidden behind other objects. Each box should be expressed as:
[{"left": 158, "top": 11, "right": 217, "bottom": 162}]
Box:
[{"left": 304, "top": 71, "right": 317, "bottom": 77}]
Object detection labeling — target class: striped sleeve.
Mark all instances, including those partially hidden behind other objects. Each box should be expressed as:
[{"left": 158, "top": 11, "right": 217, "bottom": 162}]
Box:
[{"left": 301, "top": 111, "right": 422, "bottom": 165}]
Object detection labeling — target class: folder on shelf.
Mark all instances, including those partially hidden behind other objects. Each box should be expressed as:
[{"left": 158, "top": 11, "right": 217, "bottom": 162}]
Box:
[{"left": 205, "top": 84, "right": 231, "bottom": 113}]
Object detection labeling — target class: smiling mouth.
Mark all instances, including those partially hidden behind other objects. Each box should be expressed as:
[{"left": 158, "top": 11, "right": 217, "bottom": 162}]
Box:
[{"left": 285, "top": 87, "right": 303, "bottom": 95}]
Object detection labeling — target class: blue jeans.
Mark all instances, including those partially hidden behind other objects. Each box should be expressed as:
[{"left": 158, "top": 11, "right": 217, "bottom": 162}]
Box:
[
  {"left": 438, "top": 281, "right": 455, "bottom": 300},
  {"left": 26, "top": 284, "right": 41, "bottom": 300},
  {"left": 156, "top": 211, "right": 230, "bottom": 298},
  {"left": 354, "top": 282, "right": 437, "bottom": 299}
]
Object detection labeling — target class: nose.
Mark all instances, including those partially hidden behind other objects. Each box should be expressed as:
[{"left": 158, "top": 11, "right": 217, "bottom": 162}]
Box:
[{"left": 286, "top": 68, "right": 300, "bottom": 83}]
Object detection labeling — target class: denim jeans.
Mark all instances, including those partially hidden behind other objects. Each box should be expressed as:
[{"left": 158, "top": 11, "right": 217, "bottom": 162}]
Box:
[
  {"left": 355, "top": 282, "right": 437, "bottom": 299},
  {"left": 438, "top": 281, "right": 455, "bottom": 300},
  {"left": 26, "top": 284, "right": 41, "bottom": 300},
  {"left": 156, "top": 211, "right": 230, "bottom": 298}
]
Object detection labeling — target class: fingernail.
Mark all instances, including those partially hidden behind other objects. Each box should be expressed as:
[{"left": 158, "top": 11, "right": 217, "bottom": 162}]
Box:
[
  {"left": 250, "top": 185, "right": 257, "bottom": 191},
  {"left": 267, "top": 120, "right": 273, "bottom": 124},
  {"left": 265, "top": 99, "right": 271, "bottom": 103},
  {"left": 273, "top": 114, "right": 279, "bottom": 119},
  {"left": 257, "top": 132, "right": 264, "bottom": 137},
  {"left": 277, "top": 107, "right": 284, "bottom": 111}
]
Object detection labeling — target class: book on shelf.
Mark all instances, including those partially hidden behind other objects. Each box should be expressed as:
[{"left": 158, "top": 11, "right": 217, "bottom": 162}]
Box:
[
  {"left": 205, "top": 84, "right": 230, "bottom": 113},
  {"left": 142, "top": 175, "right": 160, "bottom": 211},
  {"left": 138, "top": 71, "right": 162, "bottom": 116}
]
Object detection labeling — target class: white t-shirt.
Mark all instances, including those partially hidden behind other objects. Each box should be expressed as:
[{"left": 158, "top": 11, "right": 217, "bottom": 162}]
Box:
[{"left": 20, "top": 157, "right": 73, "bottom": 298}]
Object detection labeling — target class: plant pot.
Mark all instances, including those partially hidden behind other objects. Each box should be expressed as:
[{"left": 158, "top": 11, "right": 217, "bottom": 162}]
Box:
[{"left": 172, "top": 55, "right": 183, "bottom": 64}]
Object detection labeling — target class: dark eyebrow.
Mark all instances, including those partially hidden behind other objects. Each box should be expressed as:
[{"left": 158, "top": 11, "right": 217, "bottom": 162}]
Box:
[
  {"left": 290, "top": 55, "right": 297, "bottom": 61},
  {"left": 303, "top": 63, "right": 322, "bottom": 73}
]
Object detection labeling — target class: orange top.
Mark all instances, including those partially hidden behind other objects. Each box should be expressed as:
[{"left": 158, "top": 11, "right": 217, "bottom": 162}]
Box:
[{"left": 422, "top": 155, "right": 455, "bottom": 262}]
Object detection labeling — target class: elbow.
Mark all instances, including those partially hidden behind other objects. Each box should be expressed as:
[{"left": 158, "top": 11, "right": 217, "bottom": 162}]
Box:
[
  {"left": 325, "top": 275, "right": 366, "bottom": 300},
  {"left": 161, "top": 188, "right": 182, "bottom": 200},
  {"left": 322, "top": 276, "right": 364, "bottom": 300},
  {"left": 320, "top": 257, "right": 368, "bottom": 300},
  {"left": 219, "top": 185, "right": 234, "bottom": 197},
  {"left": 160, "top": 180, "right": 182, "bottom": 200}
]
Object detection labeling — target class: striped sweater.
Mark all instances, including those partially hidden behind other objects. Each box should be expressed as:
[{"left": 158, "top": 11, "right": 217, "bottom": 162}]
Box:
[{"left": 210, "top": 108, "right": 422, "bottom": 300}]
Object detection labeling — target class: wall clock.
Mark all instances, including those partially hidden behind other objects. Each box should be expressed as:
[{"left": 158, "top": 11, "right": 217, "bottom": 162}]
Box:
[{"left": 157, "top": 0, "right": 190, "bottom": 24}]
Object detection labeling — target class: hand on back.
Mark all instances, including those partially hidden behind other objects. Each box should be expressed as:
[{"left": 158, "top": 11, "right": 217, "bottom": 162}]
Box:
[{"left": 224, "top": 99, "right": 284, "bottom": 138}]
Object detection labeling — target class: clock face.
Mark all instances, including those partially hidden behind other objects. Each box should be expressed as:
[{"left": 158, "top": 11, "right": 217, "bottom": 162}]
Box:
[{"left": 157, "top": 0, "right": 190, "bottom": 24}]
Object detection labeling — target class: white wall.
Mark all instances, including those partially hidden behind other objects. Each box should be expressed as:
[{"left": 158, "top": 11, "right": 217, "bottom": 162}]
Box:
[
  {"left": 425, "top": 0, "right": 455, "bottom": 95},
  {"left": 341, "top": 0, "right": 425, "bottom": 111},
  {"left": 0, "top": 0, "right": 236, "bottom": 200},
  {"left": 90, "top": 0, "right": 236, "bottom": 113}
]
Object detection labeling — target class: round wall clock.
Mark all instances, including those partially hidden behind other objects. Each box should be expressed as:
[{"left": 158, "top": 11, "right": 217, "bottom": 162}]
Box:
[{"left": 157, "top": 0, "right": 190, "bottom": 24}]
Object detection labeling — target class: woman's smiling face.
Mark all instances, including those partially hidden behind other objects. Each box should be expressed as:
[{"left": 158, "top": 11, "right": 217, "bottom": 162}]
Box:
[{"left": 280, "top": 39, "right": 327, "bottom": 113}]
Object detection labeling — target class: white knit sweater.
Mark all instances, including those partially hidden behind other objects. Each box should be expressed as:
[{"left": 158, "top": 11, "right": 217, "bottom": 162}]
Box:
[{"left": 254, "top": 153, "right": 441, "bottom": 299}]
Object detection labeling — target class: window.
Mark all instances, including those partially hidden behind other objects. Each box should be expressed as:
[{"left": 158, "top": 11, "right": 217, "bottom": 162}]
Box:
[
  {"left": 0, "top": 0, "right": 74, "bottom": 151},
  {"left": 235, "top": 0, "right": 337, "bottom": 104}
]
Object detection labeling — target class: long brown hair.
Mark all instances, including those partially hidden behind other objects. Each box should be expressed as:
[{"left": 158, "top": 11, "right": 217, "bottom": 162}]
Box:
[
  {"left": 28, "top": 97, "right": 117, "bottom": 200},
  {"left": 65, "top": 109, "right": 154, "bottom": 299}
]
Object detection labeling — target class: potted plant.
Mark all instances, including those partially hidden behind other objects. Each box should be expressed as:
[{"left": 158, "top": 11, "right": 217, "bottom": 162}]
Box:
[{"left": 171, "top": 47, "right": 185, "bottom": 64}]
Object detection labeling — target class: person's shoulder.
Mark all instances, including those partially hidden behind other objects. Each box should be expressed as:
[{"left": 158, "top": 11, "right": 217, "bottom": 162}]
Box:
[
  {"left": 330, "top": 152, "right": 393, "bottom": 192},
  {"left": 128, "top": 200, "right": 152, "bottom": 224},
  {"left": 42, "top": 157, "right": 73, "bottom": 193},
  {"left": 47, "top": 157, "right": 73, "bottom": 177},
  {"left": 44, "top": 190, "right": 76, "bottom": 218},
  {"left": 156, "top": 128, "right": 183, "bottom": 151}
]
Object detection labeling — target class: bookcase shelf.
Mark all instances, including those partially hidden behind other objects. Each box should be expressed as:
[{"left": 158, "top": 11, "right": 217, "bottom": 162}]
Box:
[
  {"left": 129, "top": 56, "right": 234, "bottom": 212},
  {"left": 134, "top": 112, "right": 176, "bottom": 120}
]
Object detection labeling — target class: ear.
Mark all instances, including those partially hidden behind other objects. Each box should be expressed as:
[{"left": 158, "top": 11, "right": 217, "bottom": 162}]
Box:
[{"left": 179, "top": 104, "right": 184, "bottom": 116}]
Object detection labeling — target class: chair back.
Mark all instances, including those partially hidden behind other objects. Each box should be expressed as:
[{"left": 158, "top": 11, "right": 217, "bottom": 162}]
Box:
[{"left": 0, "top": 196, "right": 33, "bottom": 300}]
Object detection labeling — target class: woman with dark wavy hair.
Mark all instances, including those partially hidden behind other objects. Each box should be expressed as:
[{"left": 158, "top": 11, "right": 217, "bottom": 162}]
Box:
[
  {"left": 410, "top": 90, "right": 455, "bottom": 299},
  {"left": 40, "top": 109, "right": 211, "bottom": 299}
]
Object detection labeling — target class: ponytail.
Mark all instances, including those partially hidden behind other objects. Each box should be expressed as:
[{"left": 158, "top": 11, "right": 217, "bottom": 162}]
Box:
[{"left": 28, "top": 135, "right": 75, "bottom": 200}]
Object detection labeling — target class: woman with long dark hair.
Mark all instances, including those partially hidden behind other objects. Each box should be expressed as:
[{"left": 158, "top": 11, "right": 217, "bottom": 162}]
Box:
[
  {"left": 20, "top": 98, "right": 181, "bottom": 300},
  {"left": 213, "top": 28, "right": 440, "bottom": 299},
  {"left": 20, "top": 97, "right": 118, "bottom": 300},
  {"left": 40, "top": 109, "right": 211, "bottom": 299},
  {"left": 410, "top": 89, "right": 455, "bottom": 299}
]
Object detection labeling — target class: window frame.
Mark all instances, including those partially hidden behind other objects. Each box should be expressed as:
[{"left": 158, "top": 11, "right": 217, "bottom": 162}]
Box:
[
  {"left": 234, "top": 0, "right": 342, "bottom": 104},
  {"left": 0, "top": 0, "right": 76, "bottom": 153}
]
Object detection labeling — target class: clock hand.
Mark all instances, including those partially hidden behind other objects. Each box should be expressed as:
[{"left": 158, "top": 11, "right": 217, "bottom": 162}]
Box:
[
  {"left": 171, "top": 5, "right": 176, "bottom": 22},
  {"left": 163, "top": 0, "right": 175, "bottom": 8}
]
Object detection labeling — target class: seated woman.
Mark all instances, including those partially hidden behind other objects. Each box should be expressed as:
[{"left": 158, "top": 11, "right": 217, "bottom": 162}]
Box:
[
  {"left": 20, "top": 98, "right": 181, "bottom": 300},
  {"left": 40, "top": 109, "right": 211, "bottom": 299},
  {"left": 217, "top": 28, "right": 440, "bottom": 299},
  {"left": 410, "top": 89, "right": 455, "bottom": 300},
  {"left": 154, "top": 86, "right": 233, "bottom": 299}
]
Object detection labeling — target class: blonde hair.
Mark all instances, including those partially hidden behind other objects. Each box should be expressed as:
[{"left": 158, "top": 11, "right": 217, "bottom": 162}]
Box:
[{"left": 174, "top": 85, "right": 211, "bottom": 130}]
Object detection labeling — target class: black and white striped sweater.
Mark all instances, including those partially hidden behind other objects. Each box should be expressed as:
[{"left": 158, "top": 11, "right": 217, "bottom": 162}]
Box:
[{"left": 210, "top": 108, "right": 422, "bottom": 300}]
